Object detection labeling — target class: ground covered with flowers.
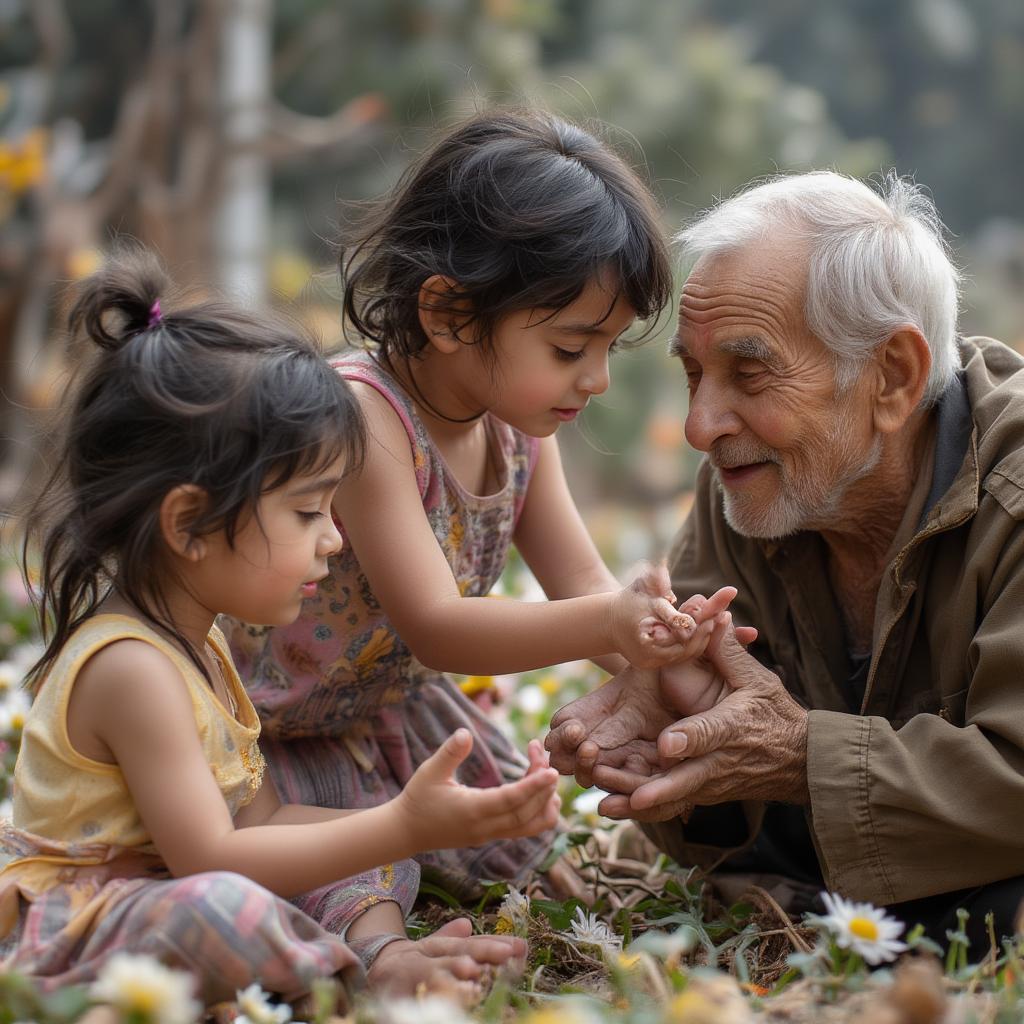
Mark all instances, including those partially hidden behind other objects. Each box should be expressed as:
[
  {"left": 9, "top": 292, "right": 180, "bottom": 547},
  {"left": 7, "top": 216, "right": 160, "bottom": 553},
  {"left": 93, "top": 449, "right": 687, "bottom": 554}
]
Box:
[{"left": 2, "top": 551, "right": 1024, "bottom": 1022}]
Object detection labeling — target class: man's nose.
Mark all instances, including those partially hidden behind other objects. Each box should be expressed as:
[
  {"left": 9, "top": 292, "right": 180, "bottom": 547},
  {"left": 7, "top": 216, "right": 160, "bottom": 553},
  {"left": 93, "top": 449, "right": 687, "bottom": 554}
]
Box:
[{"left": 684, "top": 382, "right": 741, "bottom": 452}]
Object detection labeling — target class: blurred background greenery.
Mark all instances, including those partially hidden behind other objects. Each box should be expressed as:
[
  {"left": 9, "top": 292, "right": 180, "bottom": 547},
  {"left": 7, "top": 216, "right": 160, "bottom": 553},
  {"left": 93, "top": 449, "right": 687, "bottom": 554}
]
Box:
[{"left": 2, "top": 0, "right": 1023, "bottom": 569}]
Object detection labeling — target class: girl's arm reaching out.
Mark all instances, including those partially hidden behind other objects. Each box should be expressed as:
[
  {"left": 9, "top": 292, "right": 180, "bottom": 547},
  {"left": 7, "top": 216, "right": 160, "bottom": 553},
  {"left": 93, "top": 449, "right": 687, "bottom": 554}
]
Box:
[
  {"left": 71, "top": 640, "right": 560, "bottom": 898},
  {"left": 333, "top": 386, "right": 701, "bottom": 674}
]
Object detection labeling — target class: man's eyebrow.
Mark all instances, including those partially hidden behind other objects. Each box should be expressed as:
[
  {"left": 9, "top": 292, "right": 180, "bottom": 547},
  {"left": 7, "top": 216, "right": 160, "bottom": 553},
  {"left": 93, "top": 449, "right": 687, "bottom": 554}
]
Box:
[
  {"left": 667, "top": 335, "right": 686, "bottom": 358},
  {"left": 720, "top": 336, "right": 782, "bottom": 369},
  {"left": 287, "top": 475, "right": 345, "bottom": 497},
  {"left": 666, "top": 334, "right": 782, "bottom": 368}
]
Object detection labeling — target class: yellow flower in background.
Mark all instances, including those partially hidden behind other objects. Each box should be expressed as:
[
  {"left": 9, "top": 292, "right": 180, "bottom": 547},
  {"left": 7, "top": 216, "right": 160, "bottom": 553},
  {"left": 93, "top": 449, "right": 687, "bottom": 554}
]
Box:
[
  {"left": 521, "top": 1004, "right": 603, "bottom": 1024},
  {"left": 537, "top": 673, "right": 561, "bottom": 696},
  {"left": 665, "top": 975, "right": 751, "bottom": 1023},
  {"left": 270, "top": 251, "right": 314, "bottom": 301},
  {"left": 0, "top": 129, "right": 47, "bottom": 195},
  {"left": 459, "top": 675, "right": 495, "bottom": 697},
  {"left": 67, "top": 247, "right": 104, "bottom": 281}
]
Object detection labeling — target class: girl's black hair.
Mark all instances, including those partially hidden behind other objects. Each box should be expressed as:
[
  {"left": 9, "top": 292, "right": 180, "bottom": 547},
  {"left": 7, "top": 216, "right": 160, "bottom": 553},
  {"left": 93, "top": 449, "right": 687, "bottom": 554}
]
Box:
[
  {"left": 22, "top": 246, "right": 365, "bottom": 690},
  {"left": 341, "top": 109, "right": 673, "bottom": 371}
]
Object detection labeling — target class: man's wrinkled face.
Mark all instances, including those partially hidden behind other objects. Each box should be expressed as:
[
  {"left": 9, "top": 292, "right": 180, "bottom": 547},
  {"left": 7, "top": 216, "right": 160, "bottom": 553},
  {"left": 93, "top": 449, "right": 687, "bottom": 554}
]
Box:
[{"left": 673, "top": 243, "right": 880, "bottom": 539}]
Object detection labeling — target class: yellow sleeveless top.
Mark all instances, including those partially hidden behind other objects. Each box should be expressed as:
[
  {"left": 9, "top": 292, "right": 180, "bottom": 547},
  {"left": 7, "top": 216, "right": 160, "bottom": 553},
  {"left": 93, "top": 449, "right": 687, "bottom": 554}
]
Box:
[{"left": 12, "top": 614, "right": 265, "bottom": 852}]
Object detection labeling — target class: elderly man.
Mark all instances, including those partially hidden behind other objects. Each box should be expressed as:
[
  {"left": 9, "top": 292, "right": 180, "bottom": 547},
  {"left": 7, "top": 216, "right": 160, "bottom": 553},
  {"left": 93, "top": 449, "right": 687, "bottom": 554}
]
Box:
[{"left": 547, "top": 171, "right": 1024, "bottom": 943}]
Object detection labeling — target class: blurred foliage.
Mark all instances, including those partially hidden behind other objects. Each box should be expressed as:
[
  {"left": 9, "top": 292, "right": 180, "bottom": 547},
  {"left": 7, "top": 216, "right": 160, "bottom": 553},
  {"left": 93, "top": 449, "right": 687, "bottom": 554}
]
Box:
[{"left": 1, "top": 0, "right": 1022, "bottom": 514}]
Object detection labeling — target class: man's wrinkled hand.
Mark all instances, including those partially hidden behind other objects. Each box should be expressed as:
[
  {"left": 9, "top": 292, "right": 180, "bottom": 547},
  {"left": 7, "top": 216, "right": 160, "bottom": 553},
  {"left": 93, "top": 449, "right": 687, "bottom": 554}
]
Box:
[
  {"left": 544, "top": 666, "right": 676, "bottom": 787},
  {"left": 592, "top": 625, "right": 809, "bottom": 815}
]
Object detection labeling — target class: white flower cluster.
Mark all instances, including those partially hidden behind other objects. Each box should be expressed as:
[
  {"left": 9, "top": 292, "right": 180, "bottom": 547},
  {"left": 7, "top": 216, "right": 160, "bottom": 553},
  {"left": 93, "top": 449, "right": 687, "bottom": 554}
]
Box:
[
  {"left": 235, "top": 983, "right": 291, "bottom": 1024},
  {"left": 496, "top": 886, "right": 532, "bottom": 936},
  {"left": 0, "top": 642, "right": 41, "bottom": 739},
  {"left": 566, "top": 907, "right": 622, "bottom": 956}
]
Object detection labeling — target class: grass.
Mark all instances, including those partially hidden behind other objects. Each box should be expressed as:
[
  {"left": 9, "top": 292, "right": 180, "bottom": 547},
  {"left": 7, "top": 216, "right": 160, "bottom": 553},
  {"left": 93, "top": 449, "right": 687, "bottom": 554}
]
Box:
[{"left": 2, "top": 556, "right": 1024, "bottom": 1021}]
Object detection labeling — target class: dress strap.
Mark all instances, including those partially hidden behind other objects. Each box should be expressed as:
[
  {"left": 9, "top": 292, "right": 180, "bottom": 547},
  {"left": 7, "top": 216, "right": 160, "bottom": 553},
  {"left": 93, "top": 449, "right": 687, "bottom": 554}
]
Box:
[{"left": 332, "top": 353, "right": 431, "bottom": 501}]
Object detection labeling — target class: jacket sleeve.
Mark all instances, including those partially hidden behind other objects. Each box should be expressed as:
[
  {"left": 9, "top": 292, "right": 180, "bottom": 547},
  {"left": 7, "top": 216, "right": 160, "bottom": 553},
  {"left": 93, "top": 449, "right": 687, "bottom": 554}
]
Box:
[{"left": 807, "top": 494, "right": 1024, "bottom": 905}]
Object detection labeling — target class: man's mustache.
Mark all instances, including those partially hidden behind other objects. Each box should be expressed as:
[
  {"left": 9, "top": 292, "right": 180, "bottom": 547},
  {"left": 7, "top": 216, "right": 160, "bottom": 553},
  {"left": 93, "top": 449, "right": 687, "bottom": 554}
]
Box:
[{"left": 710, "top": 439, "right": 781, "bottom": 470}]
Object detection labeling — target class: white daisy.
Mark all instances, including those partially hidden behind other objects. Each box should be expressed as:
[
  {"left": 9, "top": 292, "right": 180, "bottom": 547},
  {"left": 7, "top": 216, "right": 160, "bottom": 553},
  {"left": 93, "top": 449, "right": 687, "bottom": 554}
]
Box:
[
  {"left": 818, "top": 891, "right": 908, "bottom": 965},
  {"left": 515, "top": 684, "right": 547, "bottom": 715},
  {"left": 235, "top": 983, "right": 291, "bottom": 1024},
  {"left": 0, "top": 689, "right": 32, "bottom": 738},
  {"left": 0, "top": 663, "right": 19, "bottom": 693},
  {"left": 91, "top": 953, "right": 201, "bottom": 1024},
  {"left": 571, "top": 788, "right": 607, "bottom": 817},
  {"left": 496, "top": 886, "right": 531, "bottom": 935},
  {"left": 567, "top": 907, "right": 622, "bottom": 955}
]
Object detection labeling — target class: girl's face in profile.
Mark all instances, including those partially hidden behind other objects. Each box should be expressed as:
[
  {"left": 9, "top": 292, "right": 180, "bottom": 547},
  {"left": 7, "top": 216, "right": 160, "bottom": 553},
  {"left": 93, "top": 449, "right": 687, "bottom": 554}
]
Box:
[
  {"left": 193, "top": 453, "right": 347, "bottom": 625},
  {"left": 463, "top": 277, "right": 637, "bottom": 438}
]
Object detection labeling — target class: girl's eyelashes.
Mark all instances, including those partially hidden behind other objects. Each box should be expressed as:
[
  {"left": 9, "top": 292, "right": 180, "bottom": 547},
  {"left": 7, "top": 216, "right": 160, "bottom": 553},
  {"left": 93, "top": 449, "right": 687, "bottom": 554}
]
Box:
[
  {"left": 297, "top": 510, "right": 325, "bottom": 522},
  {"left": 553, "top": 346, "right": 586, "bottom": 362}
]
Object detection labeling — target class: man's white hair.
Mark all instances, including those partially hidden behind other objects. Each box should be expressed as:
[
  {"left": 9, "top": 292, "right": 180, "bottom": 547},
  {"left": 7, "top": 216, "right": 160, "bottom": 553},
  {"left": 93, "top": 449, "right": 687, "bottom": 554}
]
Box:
[{"left": 676, "top": 171, "right": 962, "bottom": 406}]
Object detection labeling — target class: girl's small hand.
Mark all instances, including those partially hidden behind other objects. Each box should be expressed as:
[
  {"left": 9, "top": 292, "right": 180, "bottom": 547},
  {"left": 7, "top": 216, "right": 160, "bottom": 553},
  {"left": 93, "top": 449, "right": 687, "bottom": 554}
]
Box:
[
  {"left": 609, "top": 563, "right": 698, "bottom": 667},
  {"left": 398, "top": 730, "right": 560, "bottom": 853}
]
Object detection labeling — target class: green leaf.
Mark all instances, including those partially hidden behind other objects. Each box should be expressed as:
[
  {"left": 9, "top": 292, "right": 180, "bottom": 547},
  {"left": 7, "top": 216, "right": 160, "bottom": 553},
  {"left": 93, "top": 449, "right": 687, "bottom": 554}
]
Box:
[{"left": 417, "top": 880, "right": 463, "bottom": 909}]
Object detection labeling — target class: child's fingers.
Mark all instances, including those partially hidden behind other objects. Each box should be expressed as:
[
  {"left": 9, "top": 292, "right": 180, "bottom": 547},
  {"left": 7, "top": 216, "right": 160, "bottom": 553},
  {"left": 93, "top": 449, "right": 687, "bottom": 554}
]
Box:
[
  {"left": 472, "top": 773, "right": 559, "bottom": 838},
  {"left": 632, "top": 560, "right": 676, "bottom": 602},
  {"left": 525, "top": 738, "right": 549, "bottom": 774},
  {"left": 419, "top": 929, "right": 527, "bottom": 965},
  {"left": 648, "top": 617, "right": 714, "bottom": 651},
  {"left": 647, "top": 598, "right": 696, "bottom": 637},
  {"left": 678, "top": 586, "right": 737, "bottom": 625},
  {"left": 481, "top": 767, "right": 558, "bottom": 812},
  {"left": 645, "top": 621, "right": 673, "bottom": 644},
  {"left": 416, "top": 728, "right": 473, "bottom": 784},
  {"left": 500, "top": 789, "right": 561, "bottom": 839},
  {"left": 701, "top": 586, "right": 738, "bottom": 620}
]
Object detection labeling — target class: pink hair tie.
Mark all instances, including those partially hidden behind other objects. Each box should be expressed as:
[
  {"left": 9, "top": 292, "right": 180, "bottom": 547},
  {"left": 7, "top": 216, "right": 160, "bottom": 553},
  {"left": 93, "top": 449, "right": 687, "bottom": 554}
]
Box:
[{"left": 147, "top": 299, "right": 162, "bottom": 328}]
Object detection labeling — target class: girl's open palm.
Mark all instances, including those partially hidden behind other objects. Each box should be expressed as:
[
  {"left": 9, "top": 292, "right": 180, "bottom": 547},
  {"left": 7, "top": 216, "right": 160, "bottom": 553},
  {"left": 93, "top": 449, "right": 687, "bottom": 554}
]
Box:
[{"left": 397, "top": 730, "right": 560, "bottom": 851}]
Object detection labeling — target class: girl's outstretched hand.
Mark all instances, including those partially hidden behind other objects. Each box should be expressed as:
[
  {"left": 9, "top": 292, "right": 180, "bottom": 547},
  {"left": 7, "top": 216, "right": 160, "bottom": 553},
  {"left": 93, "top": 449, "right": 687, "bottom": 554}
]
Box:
[
  {"left": 611, "top": 566, "right": 741, "bottom": 668},
  {"left": 397, "top": 730, "right": 560, "bottom": 853}
]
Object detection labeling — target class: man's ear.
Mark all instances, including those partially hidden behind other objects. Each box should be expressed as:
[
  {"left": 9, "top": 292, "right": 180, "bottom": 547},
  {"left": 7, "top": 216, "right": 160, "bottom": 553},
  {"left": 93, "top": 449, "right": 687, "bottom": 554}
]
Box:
[
  {"left": 417, "top": 275, "right": 466, "bottom": 354},
  {"left": 159, "top": 485, "right": 209, "bottom": 561},
  {"left": 871, "top": 327, "right": 932, "bottom": 434}
]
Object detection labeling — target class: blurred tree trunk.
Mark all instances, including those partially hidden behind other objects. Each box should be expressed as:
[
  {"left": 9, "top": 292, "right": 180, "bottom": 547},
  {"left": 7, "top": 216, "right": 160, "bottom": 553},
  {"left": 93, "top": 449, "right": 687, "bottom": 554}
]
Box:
[
  {"left": 216, "top": 0, "right": 270, "bottom": 303},
  {"left": 0, "top": 0, "right": 384, "bottom": 509}
]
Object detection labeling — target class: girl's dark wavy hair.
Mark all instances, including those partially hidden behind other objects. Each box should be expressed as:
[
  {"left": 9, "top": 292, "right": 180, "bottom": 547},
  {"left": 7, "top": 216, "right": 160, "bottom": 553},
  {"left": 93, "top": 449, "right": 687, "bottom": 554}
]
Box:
[
  {"left": 341, "top": 109, "right": 673, "bottom": 371},
  {"left": 22, "top": 247, "right": 365, "bottom": 691}
]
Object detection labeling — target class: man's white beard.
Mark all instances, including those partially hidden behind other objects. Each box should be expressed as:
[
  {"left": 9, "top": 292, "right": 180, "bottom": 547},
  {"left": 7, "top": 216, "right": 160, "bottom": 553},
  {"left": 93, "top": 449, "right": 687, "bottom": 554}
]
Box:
[{"left": 718, "top": 419, "right": 883, "bottom": 541}]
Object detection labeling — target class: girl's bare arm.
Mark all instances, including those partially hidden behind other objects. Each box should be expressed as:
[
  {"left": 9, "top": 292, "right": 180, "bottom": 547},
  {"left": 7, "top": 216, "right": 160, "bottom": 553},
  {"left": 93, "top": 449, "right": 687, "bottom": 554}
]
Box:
[
  {"left": 332, "top": 386, "right": 694, "bottom": 674},
  {"left": 71, "top": 641, "right": 559, "bottom": 898}
]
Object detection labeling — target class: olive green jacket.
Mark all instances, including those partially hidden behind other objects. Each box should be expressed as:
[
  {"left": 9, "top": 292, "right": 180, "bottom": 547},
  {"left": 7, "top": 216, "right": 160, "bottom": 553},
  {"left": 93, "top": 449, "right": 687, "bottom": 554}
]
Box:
[{"left": 649, "top": 336, "right": 1024, "bottom": 905}]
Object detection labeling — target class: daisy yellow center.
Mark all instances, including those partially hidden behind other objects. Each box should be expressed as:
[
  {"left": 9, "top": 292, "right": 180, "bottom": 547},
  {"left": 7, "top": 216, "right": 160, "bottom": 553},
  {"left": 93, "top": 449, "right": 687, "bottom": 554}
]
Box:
[
  {"left": 849, "top": 916, "right": 879, "bottom": 941},
  {"left": 120, "top": 981, "right": 162, "bottom": 1013}
]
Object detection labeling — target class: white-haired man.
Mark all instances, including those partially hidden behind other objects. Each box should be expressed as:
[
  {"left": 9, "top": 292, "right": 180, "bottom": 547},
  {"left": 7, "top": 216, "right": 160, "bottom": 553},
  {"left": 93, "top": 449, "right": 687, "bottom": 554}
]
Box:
[{"left": 547, "top": 171, "right": 1024, "bottom": 944}]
